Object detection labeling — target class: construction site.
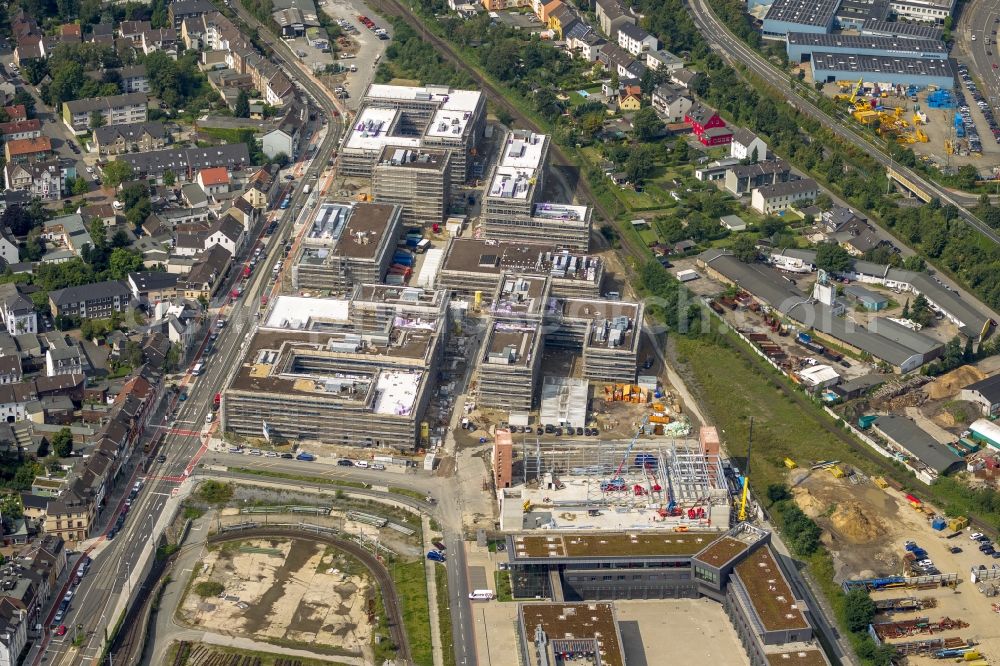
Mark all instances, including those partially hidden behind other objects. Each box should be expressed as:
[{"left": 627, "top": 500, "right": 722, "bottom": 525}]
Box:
[{"left": 495, "top": 422, "right": 734, "bottom": 532}]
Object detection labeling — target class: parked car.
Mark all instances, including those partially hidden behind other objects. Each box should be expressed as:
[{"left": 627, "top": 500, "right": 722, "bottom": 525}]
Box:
[
  {"left": 426, "top": 550, "right": 446, "bottom": 562},
  {"left": 337, "top": 459, "right": 353, "bottom": 466}
]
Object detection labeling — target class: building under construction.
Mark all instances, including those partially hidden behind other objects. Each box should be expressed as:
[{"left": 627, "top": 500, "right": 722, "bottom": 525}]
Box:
[
  {"left": 221, "top": 289, "right": 447, "bottom": 448},
  {"left": 290, "top": 202, "right": 403, "bottom": 296},
  {"left": 436, "top": 238, "right": 604, "bottom": 299}
]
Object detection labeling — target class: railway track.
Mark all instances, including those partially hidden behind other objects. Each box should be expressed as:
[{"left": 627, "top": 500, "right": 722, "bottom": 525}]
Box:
[{"left": 205, "top": 526, "right": 412, "bottom": 665}]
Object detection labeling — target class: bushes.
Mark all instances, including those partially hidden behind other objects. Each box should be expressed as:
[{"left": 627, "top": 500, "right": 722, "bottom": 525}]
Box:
[
  {"left": 194, "top": 581, "right": 224, "bottom": 597},
  {"left": 196, "top": 481, "right": 234, "bottom": 504}
]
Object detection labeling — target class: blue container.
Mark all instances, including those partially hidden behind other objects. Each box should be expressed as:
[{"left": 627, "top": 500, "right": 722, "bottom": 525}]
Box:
[{"left": 931, "top": 517, "right": 947, "bottom": 531}]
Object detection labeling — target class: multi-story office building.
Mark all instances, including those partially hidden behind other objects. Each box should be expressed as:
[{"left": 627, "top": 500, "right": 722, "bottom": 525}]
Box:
[
  {"left": 507, "top": 524, "right": 829, "bottom": 666},
  {"left": 437, "top": 238, "right": 604, "bottom": 299},
  {"left": 483, "top": 130, "right": 591, "bottom": 251},
  {"left": 291, "top": 202, "right": 403, "bottom": 295},
  {"left": 544, "top": 297, "right": 643, "bottom": 382},
  {"left": 372, "top": 146, "right": 451, "bottom": 226},
  {"left": 222, "top": 289, "right": 447, "bottom": 449},
  {"left": 61, "top": 93, "right": 149, "bottom": 135},
  {"left": 339, "top": 84, "right": 486, "bottom": 194}
]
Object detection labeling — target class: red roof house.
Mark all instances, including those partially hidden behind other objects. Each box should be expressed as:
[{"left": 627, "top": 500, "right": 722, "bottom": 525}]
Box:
[{"left": 684, "top": 103, "right": 733, "bottom": 146}]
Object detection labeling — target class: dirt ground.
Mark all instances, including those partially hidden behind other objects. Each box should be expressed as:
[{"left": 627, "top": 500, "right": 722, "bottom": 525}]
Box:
[
  {"left": 791, "top": 470, "right": 1000, "bottom": 662},
  {"left": 179, "top": 539, "right": 373, "bottom": 660}
]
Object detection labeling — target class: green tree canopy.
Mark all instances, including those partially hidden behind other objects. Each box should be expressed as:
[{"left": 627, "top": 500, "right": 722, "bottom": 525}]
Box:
[
  {"left": 731, "top": 234, "right": 759, "bottom": 263},
  {"left": 52, "top": 428, "right": 73, "bottom": 458},
  {"left": 815, "top": 242, "right": 852, "bottom": 274},
  {"left": 102, "top": 161, "right": 134, "bottom": 188}
]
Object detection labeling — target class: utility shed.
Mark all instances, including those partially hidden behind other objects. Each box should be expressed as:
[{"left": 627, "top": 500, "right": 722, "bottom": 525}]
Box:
[
  {"left": 844, "top": 284, "right": 888, "bottom": 311},
  {"left": 970, "top": 418, "right": 1000, "bottom": 450},
  {"left": 961, "top": 375, "right": 1000, "bottom": 416},
  {"left": 872, "top": 414, "right": 962, "bottom": 475}
]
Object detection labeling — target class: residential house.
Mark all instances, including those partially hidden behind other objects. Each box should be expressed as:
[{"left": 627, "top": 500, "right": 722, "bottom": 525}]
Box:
[
  {"left": 0, "top": 232, "right": 17, "bottom": 267},
  {"left": 118, "top": 144, "right": 250, "bottom": 184},
  {"left": 174, "top": 230, "right": 209, "bottom": 257},
  {"left": 41, "top": 214, "right": 93, "bottom": 257},
  {"left": 79, "top": 204, "right": 118, "bottom": 229},
  {"left": 45, "top": 346, "right": 84, "bottom": 377},
  {"left": 751, "top": 179, "right": 820, "bottom": 214},
  {"left": 205, "top": 216, "right": 244, "bottom": 256},
  {"left": 115, "top": 65, "right": 151, "bottom": 93},
  {"left": 242, "top": 166, "right": 275, "bottom": 209},
  {"left": 566, "top": 26, "right": 605, "bottom": 61},
  {"left": 119, "top": 21, "right": 151, "bottom": 45},
  {"left": 685, "top": 104, "right": 732, "bottom": 146},
  {"left": 48, "top": 280, "right": 132, "bottom": 319},
  {"left": 0, "top": 356, "right": 21, "bottom": 384},
  {"left": 92, "top": 122, "right": 168, "bottom": 156},
  {"left": 724, "top": 160, "right": 791, "bottom": 196},
  {"left": 547, "top": 3, "right": 580, "bottom": 40},
  {"left": 4, "top": 137, "right": 51, "bottom": 165},
  {"left": 225, "top": 197, "right": 258, "bottom": 231},
  {"left": 3, "top": 161, "right": 62, "bottom": 201},
  {"left": 87, "top": 24, "right": 114, "bottom": 44},
  {"left": 598, "top": 43, "right": 643, "bottom": 80},
  {"left": 822, "top": 206, "right": 867, "bottom": 233},
  {"left": 13, "top": 39, "right": 44, "bottom": 67},
  {"left": 261, "top": 107, "right": 304, "bottom": 159},
  {"left": 140, "top": 28, "right": 177, "bottom": 56},
  {"left": 730, "top": 127, "right": 768, "bottom": 161},
  {"left": 195, "top": 167, "right": 230, "bottom": 196},
  {"left": 595, "top": 0, "right": 635, "bottom": 36},
  {"left": 126, "top": 271, "right": 178, "bottom": 303},
  {"left": 0, "top": 120, "right": 42, "bottom": 142},
  {"left": 646, "top": 49, "right": 683, "bottom": 72},
  {"left": 178, "top": 244, "right": 231, "bottom": 300},
  {"left": 0, "top": 595, "right": 29, "bottom": 664},
  {"left": 671, "top": 68, "right": 700, "bottom": 89},
  {"left": 58, "top": 23, "right": 82, "bottom": 41},
  {"left": 169, "top": 0, "right": 216, "bottom": 29},
  {"left": 3, "top": 106, "right": 27, "bottom": 123},
  {"left": 651, "top": 85, "right": 693, "bottom": 123},
  {"left": 617, "top": 22, "right": 658, "bottom": 56},
  {"left": 61, "top": 93, "right": 149, "bottom": 135},
  {"left": 618, "top": 85, "right": 642, "bottom": 112},
  {"left": 0, "top": 285, "right": 36, "bottom": 336}
]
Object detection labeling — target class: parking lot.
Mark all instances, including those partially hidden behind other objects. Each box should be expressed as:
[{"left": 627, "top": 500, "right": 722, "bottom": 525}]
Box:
[{"left": 317, "top": 0, "right": 392, "bottom": 109}]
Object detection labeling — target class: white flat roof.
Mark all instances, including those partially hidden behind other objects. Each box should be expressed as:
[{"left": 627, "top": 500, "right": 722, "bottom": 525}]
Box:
[
  {"left": 498, "top": 132, "right": 547, "bottom": 170},
  {"left": 532, "top": 202, "right": 589, "bottom": 222},
  {"left": 365, "top": 84, "right": 483, "bottom": 113},
  {"left": 373, "top": 369, "right": 421, "bottom": 415},
  {"left": 488, "top": 166, "right": 535, "bottom": 199},
  {"left": 264, "top": 295, "right": 350, "bottom": 329},
  {"left": 344, "top": 107, "right": 419, "bottom": 152},
  {"left": 425, "top": 109, "right": 471, "bottom": 139}
]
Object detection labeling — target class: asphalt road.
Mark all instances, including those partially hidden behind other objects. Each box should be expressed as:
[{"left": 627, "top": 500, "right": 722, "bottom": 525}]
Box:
[
  {"left": 687, "top": 0, "right": 1000, "bottom": 247},
  {"left": 958, "top": 1, "right": 1000, "bottom": 107}
]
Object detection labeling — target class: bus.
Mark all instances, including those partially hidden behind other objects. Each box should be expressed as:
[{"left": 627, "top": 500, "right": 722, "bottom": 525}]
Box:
[{"left": 192, "top": 362, "right": 204, "bottom": 376}]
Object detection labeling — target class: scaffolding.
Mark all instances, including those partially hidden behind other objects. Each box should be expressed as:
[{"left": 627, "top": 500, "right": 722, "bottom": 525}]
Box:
[{"left": 520, "top": 437, "right": 728, "bottom": 512}]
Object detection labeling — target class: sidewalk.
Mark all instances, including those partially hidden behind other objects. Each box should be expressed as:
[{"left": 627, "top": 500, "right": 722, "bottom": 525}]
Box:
[{"left": 423, "top": 514, "right": 444, "bottom": 666}]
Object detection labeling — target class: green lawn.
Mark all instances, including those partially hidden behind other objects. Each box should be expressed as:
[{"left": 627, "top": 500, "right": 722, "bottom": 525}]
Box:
[
  {"left": 435, "top": 566, "right": 456, "bottom": 666},
  {"left": 673, "top": 335, "right": 880, "bottom": 494},
  {"left": 391, "top": 560, "right": 433, "bottom": 666}
]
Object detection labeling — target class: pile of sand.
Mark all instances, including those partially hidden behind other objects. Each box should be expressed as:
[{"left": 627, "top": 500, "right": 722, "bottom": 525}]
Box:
[
  {"left": 925, "top": 365, "right": 986, "bottom": 400},
  {"left": 831, "top": 502, "right": 884, "bottom": 544},
  {"left": 793, "top": 488, "right": 826, "bottom": 518}
]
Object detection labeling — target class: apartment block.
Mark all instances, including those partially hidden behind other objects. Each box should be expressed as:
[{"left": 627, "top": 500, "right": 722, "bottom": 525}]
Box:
[
  {"left": 372, "top": 146, "right": 451, "bottom": 226},
  {"left": 222, "top": 290, "right": 447, "bottom": 449},
  {"left": 291, "top": 202, "right": 403, "bottom": 295},
  {"left": 61, "top": 93, "right": 148, "bottom": 135}
]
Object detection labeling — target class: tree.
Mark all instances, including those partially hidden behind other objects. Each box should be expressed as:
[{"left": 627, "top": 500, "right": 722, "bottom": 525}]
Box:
[
  {"left": 101, "top": 161, "right": 134, "bottom": 188},
  {"left": 842, "top": 589, "right": 877, "bottom": 633},
  {"left": 766, "top": 483, "right": 792, "bottom": 504},
  {"left": 108, "top": 248, "right": 142, "bottom": 280},
  {"left": 815, "top": 242, "right": 852, "bottom": 274},
  {"left": 234, "top": 89, "right": 250, "bottom": 118},
  {"left": 910, "top": 293, "right": 934, "bottom": 327},
  {"left": 902, "top": 298, "right": 910, "bottom": 319},
  {"left": 623, "top": 144, "right": 656, "bottom": 184},
  {"left": 671, "top": 136, "right": 690, "bottom": 164},
  {"left": 52, "top": 428, "right": 74, "bottom": 457},
  {"left": 731, "top": 234, "right": 759, "bottom": 263},
  {"left": 71, "top": 177, "right": 89, "bottom": 196},
  {"left": 495, "top": 107, "right": 513, "bottom": 128},
  {"left": 759, "top": 217, "right": 785, "bottom": 239},
  {"left": 13, "top": 461, "right": 43, "bottom": 490},
  {"left": 89, "top": 110, "right": 106, "bottom": 129},
  {"left": 632, "top": 107, "right": 664, "bottom": 141},
  {"left": 194, "top": 581, "right": 225, "bottom": 597},
  {"left": 163, "top": 170, "right": 176, "bottom": 187}
]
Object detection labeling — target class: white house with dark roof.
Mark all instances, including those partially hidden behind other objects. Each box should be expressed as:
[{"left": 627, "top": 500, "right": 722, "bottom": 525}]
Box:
[
  {"left": 205, "top": 216, "right": 245, "bottom": 256},
  {"left": 730, "top": 127, "right": 768, "bottom": 161}
]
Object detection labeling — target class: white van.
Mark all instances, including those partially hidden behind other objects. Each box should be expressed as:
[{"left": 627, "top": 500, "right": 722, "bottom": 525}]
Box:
[
  {"left": 468, "top": 590, "right": 495, "bottom": 601},
  {"left": 354, "top": 460, "right": 369, "bottom": 468}
]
